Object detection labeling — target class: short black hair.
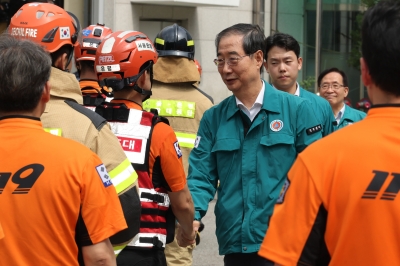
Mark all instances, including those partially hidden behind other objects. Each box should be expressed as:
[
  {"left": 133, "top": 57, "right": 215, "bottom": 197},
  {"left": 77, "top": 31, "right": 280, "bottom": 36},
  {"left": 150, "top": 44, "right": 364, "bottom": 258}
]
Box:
[
  {"left": 265, "top": 33, "right": 300, "bottom": 60},
  {"left": 78, "top": 60, "right": 95, "bottom": 75},
  {"left": 317, "top": 67, "right": 348, "bottom": 87},
  {"left": 50, "top": 44, "right": 73, "bottom": 67},
  {"left": 215, "top": 23, "right": 265, "bottom": 57},
  {"left": 0, "top": 34, "right": 51, "bottom": 113},
  {"left": 362, "top": 0, "right": 400, "bottom": 96}
]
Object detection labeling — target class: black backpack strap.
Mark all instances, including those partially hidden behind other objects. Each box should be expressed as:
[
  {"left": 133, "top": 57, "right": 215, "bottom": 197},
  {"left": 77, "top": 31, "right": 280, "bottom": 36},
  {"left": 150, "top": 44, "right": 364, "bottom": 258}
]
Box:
[
  {"left": 95, "top": 102, "right": 130, "bottom": 122},
  {"left": 64, "top": 100, "right": 107, "bottom": 130}
]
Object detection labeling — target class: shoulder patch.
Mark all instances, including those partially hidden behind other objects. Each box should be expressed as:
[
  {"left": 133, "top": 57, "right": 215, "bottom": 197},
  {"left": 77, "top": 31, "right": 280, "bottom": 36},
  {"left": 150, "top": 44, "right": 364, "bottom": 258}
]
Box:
[
  {"left": 194, "top": 136, "right": 201, "bottom": 148},
  {"left": 65, "top": 100, "right": 107, "bottom": 130},
  {"left": 96, "top": 164, "right": 112, "bottom": 188},
  {"left": 174, "top": 141, "right": 182, "bottom": 158},
  {"left": 276, "top": 179, "right": 290, "bottom": 204},
  {"left": 306, "top": 124, "right": 322, "bottom": 135}
]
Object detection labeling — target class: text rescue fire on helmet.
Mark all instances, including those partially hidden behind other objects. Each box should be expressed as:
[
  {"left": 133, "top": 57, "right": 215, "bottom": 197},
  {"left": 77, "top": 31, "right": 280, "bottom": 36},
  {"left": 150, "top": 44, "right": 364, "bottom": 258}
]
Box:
[
  {"left": 8, "top": 3, "right": 79, "bottom": 54},
  {"left": 95, "top": 31, "right": 158, "bottom": 99}
]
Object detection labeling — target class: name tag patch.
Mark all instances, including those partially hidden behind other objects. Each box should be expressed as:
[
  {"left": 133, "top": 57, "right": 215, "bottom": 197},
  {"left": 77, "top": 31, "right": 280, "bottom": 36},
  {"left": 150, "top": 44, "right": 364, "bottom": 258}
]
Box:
[
  {"left": 96, "top": 164, "right": 112, "bottom": 188},
  {"left": 174, "top": 141, "right": 182, "bottom": 158},
  {"left": 306, "top": 124, "right": 322, "bottom": 135}
]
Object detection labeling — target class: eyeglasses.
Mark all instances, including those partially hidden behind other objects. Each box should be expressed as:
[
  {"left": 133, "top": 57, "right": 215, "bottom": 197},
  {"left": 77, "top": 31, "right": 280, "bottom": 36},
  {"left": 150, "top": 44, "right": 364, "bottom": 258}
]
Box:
[
  {"left": 320, "top": 83, "right": 345, "bottom": 90},
  {"left": 213, "top": 54, "right": 250, "bottom": 68}
]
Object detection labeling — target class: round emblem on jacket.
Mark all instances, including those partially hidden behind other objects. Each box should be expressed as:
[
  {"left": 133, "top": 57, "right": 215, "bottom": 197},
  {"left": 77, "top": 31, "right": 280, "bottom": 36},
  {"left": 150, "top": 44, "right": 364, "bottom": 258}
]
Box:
[{"left": 270, "top": 120, "right": 283, "bottom": 132}]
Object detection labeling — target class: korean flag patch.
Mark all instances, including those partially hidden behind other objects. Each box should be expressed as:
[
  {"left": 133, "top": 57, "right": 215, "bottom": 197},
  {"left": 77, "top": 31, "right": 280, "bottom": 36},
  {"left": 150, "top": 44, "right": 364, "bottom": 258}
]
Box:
[
  {"left": 174, "top": 141, "right": 182, "bottom": 158},
  {"left": 96, "top": 164, "right": 112, "bottom": 188},
  {"left": 60, "top": 27, "right": 70, "bottom": 39}
]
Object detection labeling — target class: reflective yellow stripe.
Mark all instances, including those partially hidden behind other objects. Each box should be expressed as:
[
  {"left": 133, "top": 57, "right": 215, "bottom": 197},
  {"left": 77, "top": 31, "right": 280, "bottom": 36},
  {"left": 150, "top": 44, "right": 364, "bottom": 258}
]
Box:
[
  {"left": 109, "top": 158, "right": 138, "bottom": 194},
  {"left": 113, "top": 244, "right": 126, "bottom": 256},
  {"left": 175, "top": 132, "right": 196, "bottom": 148},
  {"left": 155, "top": 38, "right": 164, "bottom": 45},
  {"left": 187, "top": 40, "right": 194, "bottom": 46},
  {"left": 43, "top": 128, "right": 62, "bottom": 136},
  {"left": 143, "top": 99, "right": 196, "bottom": 118}
]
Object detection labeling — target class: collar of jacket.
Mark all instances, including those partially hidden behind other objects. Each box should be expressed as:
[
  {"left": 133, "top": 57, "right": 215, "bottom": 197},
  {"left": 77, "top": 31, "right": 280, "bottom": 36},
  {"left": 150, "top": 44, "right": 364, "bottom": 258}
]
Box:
[
  {"left": 153, "top": 57, "right": 200, "bottom": 83},
  {"left": 226, "top": 80, "right": 282, "bottom": 120},
  {"left": 341, "top": 105, "right": 359, "bottom": 122},
  {"left": 49, "top": 67, "right": 83, "bottom": 104}
]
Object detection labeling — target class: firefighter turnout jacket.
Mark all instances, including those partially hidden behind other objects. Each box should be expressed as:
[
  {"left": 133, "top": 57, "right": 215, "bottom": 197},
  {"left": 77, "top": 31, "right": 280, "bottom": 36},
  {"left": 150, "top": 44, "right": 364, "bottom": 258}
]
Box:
[{"left": 41, "top": 67, "right": 140, "bottom": 254}]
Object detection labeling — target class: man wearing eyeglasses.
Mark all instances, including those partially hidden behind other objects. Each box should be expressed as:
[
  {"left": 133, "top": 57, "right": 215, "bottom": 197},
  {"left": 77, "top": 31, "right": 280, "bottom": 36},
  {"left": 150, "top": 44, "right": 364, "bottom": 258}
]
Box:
[
  {"left": 187, "top": 23, "right": 322, "bottom": 266},
  {"left": 264, "top": 33, "right": 335, "bottom": 137},
  {"left": 318, "top": 67, "right": 366, "bottom": 130}
]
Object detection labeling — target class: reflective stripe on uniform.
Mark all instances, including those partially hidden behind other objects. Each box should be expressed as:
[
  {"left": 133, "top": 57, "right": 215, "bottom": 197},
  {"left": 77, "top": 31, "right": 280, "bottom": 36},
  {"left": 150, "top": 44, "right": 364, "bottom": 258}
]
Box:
[
  {"left": 43, "top": 128, "right": 62, "bottom": 136},
  {"left": 109, "top": 158, "right": 138, "bottom": 194},
  {"left": 113, "top": 244, "right": 126, "bottom": 256},
  {"left": 127, "top": 232, "right": 167, "bottom": 248},
  {"left": 84, "top": 106, "right": 96, "bottom": 112},
  {"left": 175, "top": 132, "right": 196, "bottom": 148},
  {"left": 143, "top": 99, "right": 196, "bottom": 118}
]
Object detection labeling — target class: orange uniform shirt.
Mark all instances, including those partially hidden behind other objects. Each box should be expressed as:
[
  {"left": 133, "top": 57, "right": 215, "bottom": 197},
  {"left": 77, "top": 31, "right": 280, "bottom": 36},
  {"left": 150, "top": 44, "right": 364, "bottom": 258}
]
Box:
[
  {"left": 111, "top": 100, "right": 186, "bottom": 192},
  {"left": 0, "top": 222, "right": 3, "bottom": 239},
  {"left": 259, "top": 107, "right": 400, "bottom": 265},
  {"left": 0, "top": 117, "right": 127, "bottom": 266}
]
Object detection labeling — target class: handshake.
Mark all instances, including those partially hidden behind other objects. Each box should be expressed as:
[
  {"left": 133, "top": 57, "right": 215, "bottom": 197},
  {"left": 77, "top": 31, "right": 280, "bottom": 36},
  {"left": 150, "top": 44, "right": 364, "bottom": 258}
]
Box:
[{"left": 176, "top": 220, "right": 205, "bottom": 247}]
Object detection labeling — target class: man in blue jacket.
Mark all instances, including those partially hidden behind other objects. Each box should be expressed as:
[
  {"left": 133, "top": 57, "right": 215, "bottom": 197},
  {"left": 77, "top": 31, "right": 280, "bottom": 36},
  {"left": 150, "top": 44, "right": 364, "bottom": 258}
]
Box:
[
  {"left": 187, "top": 23, "right": 322, "bottom": 266},
  {"left": 264, "top": 33, "right": 335, "bottom": 136},
  {"left": 318, "top": 67, "right": 366, "bottom": 130}
]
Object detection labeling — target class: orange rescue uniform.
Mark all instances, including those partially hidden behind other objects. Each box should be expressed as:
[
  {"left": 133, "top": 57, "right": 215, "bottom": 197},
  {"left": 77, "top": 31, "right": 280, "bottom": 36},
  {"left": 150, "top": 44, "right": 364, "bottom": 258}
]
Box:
[
  {"left": 0, "top": 117, "right": 127, "bottom": 265},
  {"left": 111, "top": 99, "right": 186, "bottom": 192},
  {"left": 0, "top": 222, "right": 3, "bottom": 239},
  {"left": 259, "top": 106, "right": 400, "bottom": 265}
]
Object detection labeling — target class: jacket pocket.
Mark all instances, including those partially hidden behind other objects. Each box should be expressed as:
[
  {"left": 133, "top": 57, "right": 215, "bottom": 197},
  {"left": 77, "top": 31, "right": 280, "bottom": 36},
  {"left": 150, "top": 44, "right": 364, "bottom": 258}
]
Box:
[
  {"left": 260, "top": 133, "right": 294, "bottom": 146},
  {"left": 258, "top": 133, "right": 295, "bottom": 181},
  {"left": 211, "top": 139, "right": 240, "bottom": 182}
]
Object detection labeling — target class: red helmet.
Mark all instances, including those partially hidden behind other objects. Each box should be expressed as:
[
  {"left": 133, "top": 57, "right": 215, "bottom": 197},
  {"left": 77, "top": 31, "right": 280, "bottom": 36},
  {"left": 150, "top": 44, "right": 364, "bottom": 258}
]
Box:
[
  {"left": 344, "top": 97, "right": 352, "bottom": 107},
  {"left": 356, "top": 97, "right": 372, "bottom": 110},
  {"left": 8, "top": 2, "right": 79, "bottom": 53},
  {"left": 194, "top": 59, "right": 202, "bottom": 76},
  {"left": 95, "top": 30, "right": 158, "bottom": 93},
  {"left": 74, "top": 23, "right": 112, "bottom": 62}
]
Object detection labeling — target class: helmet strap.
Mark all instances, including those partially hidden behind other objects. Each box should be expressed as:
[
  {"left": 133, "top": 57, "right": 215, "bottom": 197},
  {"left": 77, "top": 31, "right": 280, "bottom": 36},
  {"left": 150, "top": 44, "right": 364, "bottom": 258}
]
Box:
[
  {"left": 129, "top": 61, "right": 154, "bottom": 102},
  {"left": 64, "top": 49, "right": 74, "bottom": 72}
]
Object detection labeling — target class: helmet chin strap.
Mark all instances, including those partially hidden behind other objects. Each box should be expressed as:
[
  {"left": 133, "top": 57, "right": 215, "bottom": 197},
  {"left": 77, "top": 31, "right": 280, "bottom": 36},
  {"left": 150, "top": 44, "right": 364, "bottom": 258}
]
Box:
[
  {"left": 134, "top": 61, "right": 154, "bottom": 102},
  {"left": 133, "top": 83, "right": 152, "bottom": 102},
  {"left": 64, "top": 50, "right": 74, "bottom": 72}
]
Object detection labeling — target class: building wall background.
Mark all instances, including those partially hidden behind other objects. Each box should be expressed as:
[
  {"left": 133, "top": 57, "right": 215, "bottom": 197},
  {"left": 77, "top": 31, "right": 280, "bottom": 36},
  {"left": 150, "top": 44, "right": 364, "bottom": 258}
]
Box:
[{"left": 90, "top": 0, "right": 258, "bottom": 104}]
